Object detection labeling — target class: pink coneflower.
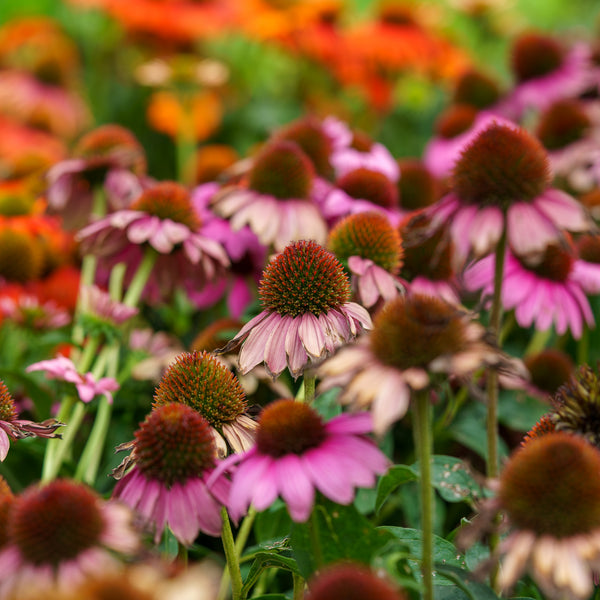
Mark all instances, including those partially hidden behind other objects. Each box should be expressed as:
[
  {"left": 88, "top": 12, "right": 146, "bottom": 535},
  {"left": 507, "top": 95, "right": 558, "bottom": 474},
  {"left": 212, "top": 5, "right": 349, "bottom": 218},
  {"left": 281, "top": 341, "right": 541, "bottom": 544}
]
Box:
[
  {"left": 423, "top": 107, "right": 512, "bottom": 181},
  {"left": 79, "top": 285, "right": 139, "bottom": 329},
  {"left": 425, "top": 122, "right": 592, "bottom": 266},
  {"left": 46, "top": 124, "right": 147, "bottom": 230},
  {"left": 0, "top": 380, "right": 62, "bottom": 461},
  {"left": 77, "top": 181, "right": 229, "bottom": 303},
  {"left": 501, "top": 32, "right": 592, "bottom": 120},
  {"left": 152, "top": 350, "right": 257, "bottom": 457},
  {"left": 306, "top": 562, "right": 407, "bottom": 600},
  {"left": 0, "top": 479, "right": 139, "bottom": 598},
  {"left": 214, "top": 399, "right": 388, "bottom": 522},
  {"left": 320, "top": 166, "right": 402, "bottom": 225},
  {"left": 463, "top": 241, "right": 600, "bottom": 339},
  {"left": 0, "top": 293, "right": 70, "bottom": 329},
  {"left": 210, "top": 140, "right": 328, "bottom": 251},
  {"left": 451, "top": 68, "right": 503, "bottom": 112},
  {"left": 26, "top": 355, "right": 119, "bottom": 404},
  {"left": 395, "top": 158, "right": 441, "bottom": 213},
  {"left": 188, "top": 182, "right": 266, "bottom": 318},
  {"left": 535, "top": 99, "right": 600, "bottom": 194},
  {"left": 327, "top": 212, "right": 404, "bottom": 309},
  {"left": 0, "top": 70, "right": 89, "bottom": 140},
  {"left": 221, "top": 240, "right": 372, "bottom": 379},
  {"left": 112, "top": 403, "right": 230, "bottom": 545},
  {"left": 318, "top": 293, "right": 520, "bottom": 435},
  {"left": 491, "top": 433, "right": 600, "bottom": 600}
]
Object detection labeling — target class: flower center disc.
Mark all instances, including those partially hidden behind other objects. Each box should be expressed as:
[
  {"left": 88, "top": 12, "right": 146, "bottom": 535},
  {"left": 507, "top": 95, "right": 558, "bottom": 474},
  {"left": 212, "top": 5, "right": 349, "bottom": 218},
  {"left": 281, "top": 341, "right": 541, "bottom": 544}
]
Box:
[
  {"left": 536, "top": 99, "right": 590, "bottom": 150},
  {"left": 153, "top": 350, "right": 247, "bottom": 429},
  {"left": 0, "top": 381, "right": 18, "bottom": 422},
  {"left": 259, "top": 240, "right": 351, "bottom": 317},
  {"left": 517, "top": 243, "right": 573, "bottom": 282},
  {"left": 396, "top": 159, "right": 438, "bottom": 210},
  {"left": 453, "top": 70, "right": 500, "bottom": 110},
  {"left": 328, "top": 211, "right": 403, "bottom": 273},
  {"left": 512, "top": 33, "right": 564, "bottom": 82},
  {"left": 0, "top": 229, "right": 43, "bottom": 283},
  {"left": 10, "top": 480, "right": 104, "bottom": 567},
  {"left": 369, "top": 294, "right": 467, "bottom": 370},
  {"left": 256, "top": 399, "right": 326, "bottom": 458},
  {"left": 452, "top": 123, "right": 551, "bottom": 208},
  {"left": 130, "top": 182, "right": 201, "bottom": 230},
  {"left": 337, "top": 168, "right": 398, "bottom": 208},
  {"left": 499, "top": 433, "right": 600, "bottom": 537},
  {"left": 135, "top": 403, "right": 216, "bottom": 487},
  {"left": 248, "top": 140, "right": 314, "bottom": 200},
  {"left": 524, "top": 349, "right": 573, "bottom": 395},
  {"left": 434, "top": 104, "right": 478, "bottom": 139}
]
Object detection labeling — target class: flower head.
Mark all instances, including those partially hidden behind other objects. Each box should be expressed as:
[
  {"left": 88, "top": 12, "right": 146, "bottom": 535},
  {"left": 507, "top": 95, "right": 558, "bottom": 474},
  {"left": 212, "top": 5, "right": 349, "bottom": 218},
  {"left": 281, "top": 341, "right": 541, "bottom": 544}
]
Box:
[
  {"left": 396, "top": 159, "right": 440, "bottom": 211},
  {"left": 77, "top": 181, "right": 229, "bottom": 302},
  {"left": 464, "top": 241, "right": 600, "bottom": 339},
  {"left": 0, "top": 380, "right": 62, "bottom": 461},
  {"left": 452, "top": 68, "right": 502, "bottom": 110},
  {"left": 0, "top": 479, "right": 139, "bottom": 598},
  {"left": 221, "top": 240, "right": 372, "bottom": 378},
  {"left": 112, "top": 403, "right": 230, "bottom": 544},
  {"left": 26, "top": 355, "right": 119, "bottom": 404},
  {"left": 153, "top": 350, "right": 256, "bottom": 457},
  {"left": 0, "top": 228, "right": 43, "bottom": 284},
  {"left": 328, "top": 212, "right": 404, "bottom": 308},
  {"left": 551, "top": 363, "right": 600, "bottom": 448},
  {"left": 211, "top": 140, "right": 327, "bottom": 251},
  {"left": 503, "top": 32, "right": 592, "bottom": 119},
  {"left": 216, "top": 399, "right": 388, "bottom": 522},
  {"left": 46, "top": 124, "right": 147, "bottom": 230},
  {"left": 319, "top": 292, "right": 519, "bottom": 434},
  {"left": 306, "top": 562, "right": 407, "bottom": 600},
  {"left": 495, "top": 433, "right": 600, "bottom": 599},
  {"left": 427, "top": 121, "right": 592, "bottom": 265}
]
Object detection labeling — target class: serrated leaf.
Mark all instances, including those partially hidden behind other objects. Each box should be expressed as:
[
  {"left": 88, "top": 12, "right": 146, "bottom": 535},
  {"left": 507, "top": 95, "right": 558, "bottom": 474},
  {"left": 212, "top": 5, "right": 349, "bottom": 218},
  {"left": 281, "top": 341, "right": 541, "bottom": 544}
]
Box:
[{"left": 375, "top": 464, "right": 418, "bottom": 513}]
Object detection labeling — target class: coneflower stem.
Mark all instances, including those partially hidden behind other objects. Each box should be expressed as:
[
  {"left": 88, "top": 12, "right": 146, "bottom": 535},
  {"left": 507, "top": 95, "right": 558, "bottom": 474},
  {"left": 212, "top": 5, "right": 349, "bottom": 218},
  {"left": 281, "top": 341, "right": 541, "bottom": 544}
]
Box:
[
  {"left": 303, "top": 374, "right": 316, "bottom": 405},
  {"left": 123, "top": 247, "right": 157, "bottom": 307},
  {"left": 413, "top": 388, "right": 433, "bottom": 600},
  {"left": 293, "top": 572, "right": 305, "bottom": 600},
  {"left": 309, "top": 508, "right": 324, "bottom": 570},
  {"left": 486, "top": 225, "right": 507, "bottom": 591},
  {"left": 219, "top": 507, "right": 243, "bottom": 600}
]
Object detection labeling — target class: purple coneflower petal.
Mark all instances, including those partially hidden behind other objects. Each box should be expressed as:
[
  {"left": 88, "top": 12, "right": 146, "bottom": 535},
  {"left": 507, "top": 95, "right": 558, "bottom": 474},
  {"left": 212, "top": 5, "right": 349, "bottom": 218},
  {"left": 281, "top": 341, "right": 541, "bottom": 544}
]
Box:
[
  {"left": 250, "top": 460, "right": 280, "bottom": 512},
  {"left": 0, "top": 429, "right": 10, "bottom": 461},
  {"left": 302, "top": 446, "right": 355, "bottom": 505},
  {"left": 507, "top": 203, "right": 558, "bottom": 256},
  {"left": 275, "top": 454, "right": 315, "bottom": 522},
  {"left": 325, "top": 412, "right": 373, "bottom": 435},
  {"left": 534, "top": 189, "right": 590, "bottom": 232},
  {"left": 264, "top": 315, "right": 292, "bottom": 376},
  {"left": 299, "top": 312, "right": 326, "bottom": 358}
]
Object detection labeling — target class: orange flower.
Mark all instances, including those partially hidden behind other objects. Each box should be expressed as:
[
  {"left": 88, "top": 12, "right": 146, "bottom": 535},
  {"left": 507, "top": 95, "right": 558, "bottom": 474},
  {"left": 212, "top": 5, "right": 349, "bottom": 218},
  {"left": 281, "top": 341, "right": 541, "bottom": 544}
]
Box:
[{"left": 146, "top": 89, "right": 223, "bottom": 141}]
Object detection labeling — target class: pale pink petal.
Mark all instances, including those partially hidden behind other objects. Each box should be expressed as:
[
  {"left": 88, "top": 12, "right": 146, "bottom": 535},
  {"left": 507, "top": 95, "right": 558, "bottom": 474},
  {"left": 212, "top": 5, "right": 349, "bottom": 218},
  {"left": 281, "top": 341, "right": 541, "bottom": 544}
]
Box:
[
  {"left": 285, "top": 318, "right": 309, "bottom": 377},
  {"left": 325, "top": 412, "right": 373, "bottom": 435},
  {"left": 167, "top": 483, "right": 197, "bottom": 545},
  {"left": 238, "top": 313, "right": 280, "bottom": 373},
  {"left": 298, "top": 313, "right": 326, "bottom": 358},
  {"left": 264, "top": 315, "right": 292, "bottom": 376},
  {"left": 127, "top": 215, "right": 159, "bottom": 245},
  {"left": 450, "top": 204, "right": 478, "bottom": 264},
  {"left": 371, "top": 374, "right": 411, "bottom": 435},
  {"left": 0, "top": 429, "right": 10, "bottom": 461},
  {"left": 228, "top": 453, "right": 270, "bottom": 520},
  {"left": 534, "top": 188, "right": 591, "bottom": 231},
  {"left": 469, "top": 206, "right": 504, "bottom": 256},
  {"left": 250, "top": 460, "right": 280, "bottom": 512},
  {"left": 571, "top": 260, "right": 600, "bottom": 294},
  {"left": 507, "top": 203, "right": 560, "bottom": 256}
]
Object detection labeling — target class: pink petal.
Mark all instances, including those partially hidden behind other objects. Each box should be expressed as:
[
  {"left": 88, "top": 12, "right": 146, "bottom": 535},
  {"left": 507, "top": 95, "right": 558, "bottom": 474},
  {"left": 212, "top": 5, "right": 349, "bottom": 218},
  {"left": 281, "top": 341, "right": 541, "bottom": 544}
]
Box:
[
  {"left": 167, "top": 483, "right": 197, "bottom": 545},
  {"left": 264, "top": 315, "right": 292, "bottom": 377},
  {"left": 302, "top": 445, "right": 355, "bottom": 505},
  {"left": 0, "top": 429, "right": 10, "bottom": 461},
  {"left": 371, "top": 373, "right": 411, "bottom": 435},
  {"left": 325, "top": 412, "right": 374, "bottom": 435},
  {"left": 228, "top": 453, "right": 271, "bottom": 521},
  {"left": 238, "top": 314, "right": 279, "bottom": 373},
  {"left": 469, "top": 206, "right": 503, "bottom": 257},
  {"left": 298, "top": 313, "right": 326, "bottom": 358},
  {"left": 250, "top": 460, "right": 280, "bottom": 512},
  {"left": 507, "top": 203, "right": 559, "bottom": 256},
  {"left": 285, "top": 318, "right": 309, "bottom": 377},
  {"left": 275, "top": 454, "right": 315, "bottom": 522},
  {"left": 534, "top": 189, "right": 590, "bottom": 231}
]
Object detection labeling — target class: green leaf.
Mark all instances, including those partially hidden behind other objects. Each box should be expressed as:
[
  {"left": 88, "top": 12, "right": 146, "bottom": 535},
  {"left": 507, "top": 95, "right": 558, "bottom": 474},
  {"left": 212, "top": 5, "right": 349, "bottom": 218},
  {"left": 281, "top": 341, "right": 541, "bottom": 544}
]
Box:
[
  {"left": 429, "top": 456, "right": 487, "bottom": 504},
  {"left": 378, "top": 527, "right": 467, "bottom": 586},
  {"left": 242, "top": 551, "right": 299, "bottom": 598},
  {"left": 375, "top": 464, "right": 418, "bottom": 513},
  {"left": 498, "top": 390, "right": 548, "bottom": 432},
  {"left": 254, "top": 500, "right": 292, "bottom": 544},
  {"left": 290, "top": 500, "right": 393, "bottom": 578},
  {"left": 434, "top": 565, "right": 500, "bottom": 600}
]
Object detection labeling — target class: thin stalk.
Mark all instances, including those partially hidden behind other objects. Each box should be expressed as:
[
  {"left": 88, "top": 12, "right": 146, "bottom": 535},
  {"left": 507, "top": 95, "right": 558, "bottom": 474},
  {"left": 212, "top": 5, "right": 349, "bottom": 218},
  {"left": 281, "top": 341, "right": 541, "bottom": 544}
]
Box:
[
  {"left": 309, "top": 508, "right": 323, "bottom": 570},
  {"left": 413, "top": 388, "right": 433, "bottom": 600},
  {"left": 486, "top": 226, "right": 506, "bottom": 480},
  {"left": 486, "top": 226, "right": 507, "bottom": 592},
  {"left": 219, "top": 507, "right": 243, "bottom": 600},
  {"left": 41, "top": 395, "right": 75, "bottom": 482},
  {"left": 293, "top": 572, "right": 305, "bottom": 600},
  {"left": 123, "top": 248, "right": 157, "bottom": 307},
  {"left": 42, "top": 401, "right": 86, "bottom": 482},
  {"left": 303, "top": 374, "right": 316, "bottom": 405}
]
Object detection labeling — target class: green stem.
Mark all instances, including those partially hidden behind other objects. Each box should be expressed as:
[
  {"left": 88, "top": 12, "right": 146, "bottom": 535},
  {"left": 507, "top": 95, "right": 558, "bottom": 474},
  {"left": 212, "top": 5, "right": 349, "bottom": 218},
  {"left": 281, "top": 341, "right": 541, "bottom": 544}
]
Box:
[
  {"left": 303, "top": 374, "right": 316, "bottom": 405},
  {"left": 177, "top": 542, "right": 188, "bottom": 567},
  {"left": 577, "top": 326, "right": 590, "bottom": 366},
  {"left": 524, "top": 327, "right": 552, "bottom": 357},
  {"left": 42, "top": 401, "right": 86, "bottom": 482},
  {"left": 293, "top": 572, "right": 305, "bottom": 600},
  {"left": 486, "top": 226, "right": 506, "bottom": 480},
  {"left": 41, "top": 395, "right": 75, "bottom": 482},
  {"left": 219, "top": 507, "right": 243, "bottom": 600},
  {"left": 486, "top": 227, "right": 507, "bottom": 592},
  {"left": 413, "top": 388, "right": 433, "bottom": 600},
  {"left": 309, "top": 508, "right": 323, "bottom": 570},
  {"left": 123, "top": 248, "right": 157, "bottom": 307}
]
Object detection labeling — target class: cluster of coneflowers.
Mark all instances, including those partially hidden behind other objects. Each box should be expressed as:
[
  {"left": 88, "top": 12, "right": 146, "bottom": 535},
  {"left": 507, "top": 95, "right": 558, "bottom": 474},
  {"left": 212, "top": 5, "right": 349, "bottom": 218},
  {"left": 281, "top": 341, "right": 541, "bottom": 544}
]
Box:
[{"left": 3, "top": 18, "right": 600, "bottom": 600}]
